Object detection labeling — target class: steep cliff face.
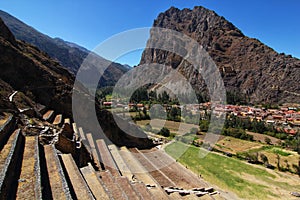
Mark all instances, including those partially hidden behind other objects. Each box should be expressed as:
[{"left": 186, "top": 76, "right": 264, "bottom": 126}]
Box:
[{"left": 140, "top": 6, "right": 300, "bottom": 104}]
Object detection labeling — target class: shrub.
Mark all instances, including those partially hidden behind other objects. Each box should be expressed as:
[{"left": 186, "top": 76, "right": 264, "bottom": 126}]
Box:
[
  {"left": 264, "top": 137, "right": 272, "bottom": 145},
  {"left": 158, "top": 127, "right": 170, "bottom": 137}
]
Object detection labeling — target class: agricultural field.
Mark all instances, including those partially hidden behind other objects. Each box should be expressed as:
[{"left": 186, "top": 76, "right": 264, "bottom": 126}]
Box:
[
  {"left": 136, "top": 119, "right": 198, "bottom": 135},
  {"left": 210, "top": 136, "right": 299, "bottom": 173},
  {"left": 246, "top": 146, "right": 300, "bottom": 173},
  {"left": 213, "top": 137, "right": 264, "bottom": 154},
  {"left": 246, "top": 131, "right": 281, "bottom": 145},
  {"left": 165, "top": 141, "right": 300, "bottom": 200}
]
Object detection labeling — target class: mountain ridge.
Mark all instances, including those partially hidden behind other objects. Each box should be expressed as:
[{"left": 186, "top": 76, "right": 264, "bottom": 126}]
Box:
[
  {"left": 0, "top": 10, "right": 128, "bottom": 87},
  {"left": 140, "top": 6, "right": 300, "bottom": 104}
]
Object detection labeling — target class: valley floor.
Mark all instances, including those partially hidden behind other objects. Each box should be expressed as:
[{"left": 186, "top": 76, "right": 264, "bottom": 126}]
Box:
[{"left": 165, "top": 141, "right": 300, "bottom": 200}]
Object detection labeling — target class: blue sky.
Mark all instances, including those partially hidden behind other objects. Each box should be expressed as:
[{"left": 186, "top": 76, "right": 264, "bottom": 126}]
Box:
[{"left": 0, "top": 0, "right": 299, "bottom": 66}]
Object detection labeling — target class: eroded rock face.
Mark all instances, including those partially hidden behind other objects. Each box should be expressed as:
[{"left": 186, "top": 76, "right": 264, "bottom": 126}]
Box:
[{"left": 140, "top": 6, "right": 300, "bottom": 104}]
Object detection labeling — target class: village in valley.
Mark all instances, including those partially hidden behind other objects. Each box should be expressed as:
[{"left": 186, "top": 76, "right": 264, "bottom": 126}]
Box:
[{"left": 103, "top": 98, "right": 300, "bottom": 137}]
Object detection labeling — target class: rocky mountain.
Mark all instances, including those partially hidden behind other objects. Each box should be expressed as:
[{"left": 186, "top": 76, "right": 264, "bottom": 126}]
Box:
[
  {"left": 0, "top": 17, "right": 153, "bottom": 148},
  {"left": 0, "top": 10, "right": 129, "bottom": 87},
  {"left": 140, "top": 6, "right": 300, "bottom": 104},
  {"left": 0, "top": 17, "right": 75, "bottom": 116}
]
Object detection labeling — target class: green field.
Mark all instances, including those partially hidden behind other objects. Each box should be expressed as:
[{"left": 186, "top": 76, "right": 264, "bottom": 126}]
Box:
[{"left": 165, "top": 141, "right": 300, "bottom": 200}]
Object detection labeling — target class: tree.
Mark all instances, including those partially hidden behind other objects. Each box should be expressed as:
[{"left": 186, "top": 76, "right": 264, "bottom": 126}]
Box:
[
  {"left": 260, "top": 153, "right": 269, "bottom": 166},
  {"left": 246, "top": 152, "right": 259, "bottom": 164},
  {"left": 292, "top": 158, "right": 300, "bottom": 177},
  {"left": 158, "top": 127, "right": 170, "bottom": 137},
  {"left": 149, "top": 90, "right": 157, "bottom": 101},
  {"left": 265, "top": 137, "right": 272, "bottom": 145},
  {"left": 199, "top": 120, "right": 209, "bottom": 132},
  {"left": 284, "top": 159, "right": 290, "bottom": 170},
  {"left": 276, "top": 154, "right": 281, "bottom": 171},
  {"left": 168, "top": 107, "right": 181, "bottom": 122},
  {"left": 131, "top": 87, "right": 149, "bottom": 103},
  {"left": 159, "top": 91, "right": 170, "bottom": 104}
]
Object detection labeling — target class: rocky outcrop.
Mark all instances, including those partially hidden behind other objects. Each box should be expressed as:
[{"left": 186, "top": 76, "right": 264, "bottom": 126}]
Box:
[{"left": 140, "top": 6, "right": 300, "bottom": 104}]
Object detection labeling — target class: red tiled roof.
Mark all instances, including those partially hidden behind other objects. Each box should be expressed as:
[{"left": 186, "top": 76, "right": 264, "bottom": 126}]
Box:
[{"left": 284, "top": 128, "right": 297, "bottom": 135}]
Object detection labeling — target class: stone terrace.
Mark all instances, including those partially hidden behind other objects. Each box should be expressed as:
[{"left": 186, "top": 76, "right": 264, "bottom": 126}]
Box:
[{"left": 0, "top": 109, "right": 221, "bottom": 199}]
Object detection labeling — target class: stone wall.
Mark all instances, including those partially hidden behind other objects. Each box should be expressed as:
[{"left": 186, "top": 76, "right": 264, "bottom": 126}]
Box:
[{"left": 0, "top": 115, "right": 16, "bottom": 149}]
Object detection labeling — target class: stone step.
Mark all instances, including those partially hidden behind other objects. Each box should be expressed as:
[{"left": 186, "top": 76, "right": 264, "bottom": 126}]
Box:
[
  {"left": 119, "top": 147, "right": 169, "bottom": 200},
  {"left": 43, "top": 110, "right": 54, "bottom": 122},
  {"left": 64, "top": 118, "right": 70, "bottom": 124},
  {"left": 131, "top": 148, "right": 175, "bottom": 188},
  {"left": 52, "top": 114, "right": 63, "bottom": 127},
  {"left": 78, "top": 127, "right": 86, "bottom": 140},
  {"left": 71, "top": 123, "right": 79, "bottom": 142},
  {"left": 96, "top": 139, "right": 120, "bottom": 177},
  {"left": 0, "top": 114, "right": 16, "bottom": 150},
  {"left": 16, "top": 136, "right": 42, "bottom": 200},
  {"left": 60, "top": 154, "right": 94, "bottom": 200},
  {"left": 43, "top": 145, "right": 72, "bottom": 200},
  {"left": 80, "top": 163, "right": 110, "bottom": 200},
  {"left": 72, "top": 123, "right": 78, "bottom": 134},
  {"left": 140, "top": 149, "right": 208, "bottom": 189},
  {"left": 99, "top": 170, "right": 127, "bottom": 200},
  {"left": 115, "top": 176, "right": 140, "bottom": 200},
  {"left": 0, "top": 129, "right": 24, "bottom": 200},
  {"left": 86, "top": 133, "right": 101, "bottom": 169},
  {"left": 170, "top": 192, "right": 186, "bottom": 200},
  {"left": 108, "top": 144, "right": 133, "bottom": 180},
  {"left": 131, "top": 182, "right": 154, "bottom": 200}
]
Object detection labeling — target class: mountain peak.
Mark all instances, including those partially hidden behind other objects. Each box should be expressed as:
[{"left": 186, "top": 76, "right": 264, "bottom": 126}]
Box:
[
  {"left": 0, "top": 17, "right": 16, "bottom": 45},
  {"left": 154, "top": 5, "right": 244, "bottom": 38},
  {"left": 141, "top": 6, "right": 300, "bottom": 104}
]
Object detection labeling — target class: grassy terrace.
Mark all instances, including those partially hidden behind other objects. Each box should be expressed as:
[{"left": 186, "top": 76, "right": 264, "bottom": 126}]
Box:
[{"left": 165, "top": 141, "right": 300, "bottom": 200}]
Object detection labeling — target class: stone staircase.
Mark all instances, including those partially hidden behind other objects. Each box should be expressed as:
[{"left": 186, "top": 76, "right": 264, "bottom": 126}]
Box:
[
  {"left": 59, "top": 153, "right": 94, "bottom": 199},
  {"left": 15, "top": 136, "right": 42, "bottom": 200},
  {"left": 96, "top": 139, "right": 120, "bottom": 177},
  {"left": 0, "top": 109, "right": 221, "bottom": 199},
  {"left": 0, "top": 129, "right": 23, "bottom": 200},
  {"left": 80, "top": 163, "right": 110, "bottom": 200},
  {"left": 99, "top": 170, "right": 127, "bottom": 200},
  {"left": 42, "top": 145, "right": 72, "bottom": 199}
]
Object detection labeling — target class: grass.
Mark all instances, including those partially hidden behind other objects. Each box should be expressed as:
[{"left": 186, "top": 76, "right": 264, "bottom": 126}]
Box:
[
  {"left": 268, "top": 147, "right": 291, "bottom": 157},
  {"left": 214, "top": 136, "right": 298, "bottom": 173},
  {"left": 165, "top": 141, "right": 300, "bottom": 200}
]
